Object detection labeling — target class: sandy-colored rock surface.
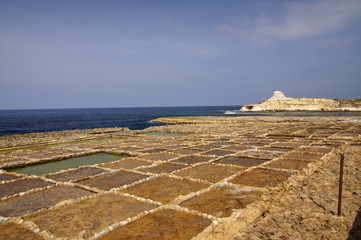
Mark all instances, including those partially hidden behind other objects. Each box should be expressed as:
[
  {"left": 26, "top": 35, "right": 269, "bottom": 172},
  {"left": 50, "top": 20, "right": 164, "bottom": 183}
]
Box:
[
  {"left": 195, "top": 145, "right": 361, "bottom": 240},
  {"left": 235, "top": 145, "right": 361, "bottom": 240},
  {"left": 0, "top": 222, "right": 43, "bottom": 240},
  {"left": 241, "top": 91, "right": 361, "bottom": 112},
  {"left": 98, "top": 209, "right": 211, "bottom": 240},
  {"left": 0, "top": 127, "right": 129, "bottom": 149},
  {"left": 0, "top": 115, "right": 360, "bottom": 239}
]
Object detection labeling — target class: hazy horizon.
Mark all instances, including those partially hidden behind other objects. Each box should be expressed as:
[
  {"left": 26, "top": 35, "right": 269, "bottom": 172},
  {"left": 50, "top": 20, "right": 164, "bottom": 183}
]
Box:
[
  {"left": 0, "top": 104, "right": 243, "bottom": 111},
  {"left": 1, "top": 0, "right": 361, "bottom": 110}
]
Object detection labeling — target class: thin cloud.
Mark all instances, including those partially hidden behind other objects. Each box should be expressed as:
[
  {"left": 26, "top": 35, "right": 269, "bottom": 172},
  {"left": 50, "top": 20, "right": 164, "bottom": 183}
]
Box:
[
  {"left": 249, "top": 0, "right": 361, "bottom": 43},
  {"left": 317, "top": 36, "right": 356, "bottom": 49}
]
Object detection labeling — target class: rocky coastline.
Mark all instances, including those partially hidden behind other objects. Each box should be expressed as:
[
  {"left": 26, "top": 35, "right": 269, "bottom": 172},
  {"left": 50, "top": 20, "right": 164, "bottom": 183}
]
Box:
[
  {"left": 0, "top": 116, "right": 360, "bottom": 239},
  {"left": 241, "top": 91, "right": 361, "bottom": 112}
]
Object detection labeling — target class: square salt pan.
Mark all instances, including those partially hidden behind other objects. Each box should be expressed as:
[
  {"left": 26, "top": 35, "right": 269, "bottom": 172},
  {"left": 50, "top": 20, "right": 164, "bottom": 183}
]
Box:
[
  {"left": 239, "top": 150, "right": 284, "bottom": 160},
  {"left": 122, "top": 176, "right": 209, "bottom": 203},
  {"left": 181, "top": 186, "right": 263, "bottom": 218},
  {"left": 282, "top": 152, "right": 323, "bottom": 162},
  {"left": 0, "top": 178, "right": 54, "bottom": 198},
  {"left": 172, "top": 155, "right": 213, "bottom": 165},
  {"left": 174, "top": 164, "right": 241, "bottom": 183},
  {"left": 25, "top": 193, "right": 155, "bottom": 238},
  {"left": 216, "top": 156, "right": 267, "bottom": 168},
  {"left": 138, "top": 163, "right": 187, "bottom": 174},
  {"left": 170, "top": 148, "right": 205, "bottom": 155},
  {"left": 231, "top": 168, "right": 293, "bottom": 188},
  {"left": 203, "top": 149, "right": 235, "bottom": 157},
  {"left": 0, "top": 173, "right": 21, "bottom": 182},
  {"left": 0, "top": 222, "right": 43, "bottom": 240},
  {"left": 100, "top": 158, "right": 152, "bottom": 170},
  {"left": 98, "top": 209, "right": 211, "bottom": 240},
  {"left": 0, "top": 185, "right": 92, "bottom": 217},
  {"left": 46, "top": 167, "right": 108, "bottom": 182},
  {"left": 265, "top": 159, "right": 310, "bottom": 171},
  {"left": 138, "top": 153, "right": 179, "bottom": 161},
  {"left": 77, "top": 170, "right": 148, "bottom": 191}
]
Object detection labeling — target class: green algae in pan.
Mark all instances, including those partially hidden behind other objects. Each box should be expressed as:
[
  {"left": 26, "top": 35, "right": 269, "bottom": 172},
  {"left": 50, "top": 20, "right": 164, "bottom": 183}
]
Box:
[{"left": 10, "top": 153, "right": 127, "bottom": 176}]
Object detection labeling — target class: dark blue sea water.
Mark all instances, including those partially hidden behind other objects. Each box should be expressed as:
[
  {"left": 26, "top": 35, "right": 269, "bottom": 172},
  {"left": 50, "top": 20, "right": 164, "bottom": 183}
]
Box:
[
  {"left": 0, "top": 106, "right": 242, "bottom": 137},
  {"left": 1, "top": 106, "right": 360, "bottom": 137}
]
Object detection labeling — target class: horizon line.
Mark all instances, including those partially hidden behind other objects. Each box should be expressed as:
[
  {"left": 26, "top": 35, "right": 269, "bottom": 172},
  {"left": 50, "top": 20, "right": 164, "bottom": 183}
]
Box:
[{"left": 0, "top": 104, "right": 244, "bottom": 111}]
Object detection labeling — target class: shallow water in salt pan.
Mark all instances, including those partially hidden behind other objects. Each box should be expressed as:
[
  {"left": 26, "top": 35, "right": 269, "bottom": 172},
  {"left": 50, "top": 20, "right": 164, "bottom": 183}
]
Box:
[{"left": 9, "top": 153, "right": 126, "bottom": 176}]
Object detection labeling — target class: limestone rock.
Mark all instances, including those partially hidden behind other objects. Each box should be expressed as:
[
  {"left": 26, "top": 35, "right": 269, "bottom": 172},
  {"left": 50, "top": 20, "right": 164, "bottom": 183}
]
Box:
[
  {"left": 241, "top": 91, "right": 361, "bottom": 112},
  {"left": 267, "top": 91, "right": 292, "bottom": 101}
]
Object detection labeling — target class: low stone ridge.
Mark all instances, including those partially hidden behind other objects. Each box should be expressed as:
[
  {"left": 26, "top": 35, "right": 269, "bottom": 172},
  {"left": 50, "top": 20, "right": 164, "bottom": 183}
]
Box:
[{"left": 241, "top": 91, "right": 361, "bottom": 112}]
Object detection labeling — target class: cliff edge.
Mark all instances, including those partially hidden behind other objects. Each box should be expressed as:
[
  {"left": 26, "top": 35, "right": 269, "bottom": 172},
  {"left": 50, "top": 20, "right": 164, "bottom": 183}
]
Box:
[{"left": 241, "top": 91, "right": 361, "bottom": 112}]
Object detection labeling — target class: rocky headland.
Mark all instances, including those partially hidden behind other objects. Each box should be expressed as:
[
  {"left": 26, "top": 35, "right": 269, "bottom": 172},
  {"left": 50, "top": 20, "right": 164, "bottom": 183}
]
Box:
[{"left": 241, "top": 91, "right": 361, "bottom": 112}]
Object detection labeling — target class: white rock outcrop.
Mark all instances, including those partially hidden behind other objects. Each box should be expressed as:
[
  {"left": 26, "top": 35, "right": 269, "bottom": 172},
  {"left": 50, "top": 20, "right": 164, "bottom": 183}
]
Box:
[
  {"left": 241, "top": 91, "right": 361, "bottom": 112},
  {"left": 267, "top": 91, "right": 292, "bottom": 101}
]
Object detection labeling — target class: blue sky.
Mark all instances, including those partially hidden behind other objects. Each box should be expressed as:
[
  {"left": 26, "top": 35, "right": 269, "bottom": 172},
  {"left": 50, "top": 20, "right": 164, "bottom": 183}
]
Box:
[{"left": 1, "top": 0, "right": 361, "bottom": 109}]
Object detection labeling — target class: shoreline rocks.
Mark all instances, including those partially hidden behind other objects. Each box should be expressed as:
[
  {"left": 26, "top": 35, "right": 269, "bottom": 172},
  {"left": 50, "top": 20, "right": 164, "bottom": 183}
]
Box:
[{"left": 0, "top": 127, "right": 130, "bottom": 149}]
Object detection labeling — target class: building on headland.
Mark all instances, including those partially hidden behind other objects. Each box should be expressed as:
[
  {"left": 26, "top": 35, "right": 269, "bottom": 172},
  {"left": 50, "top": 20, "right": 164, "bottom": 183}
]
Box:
[{"left": 241, "top": 91, "right": 361, "bottom": 112}]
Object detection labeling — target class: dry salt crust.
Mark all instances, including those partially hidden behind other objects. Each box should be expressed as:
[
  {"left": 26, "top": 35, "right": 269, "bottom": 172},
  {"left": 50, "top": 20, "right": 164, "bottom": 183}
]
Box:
[{"left": 0, "top": 116, "right": 360, "bottom": 239}]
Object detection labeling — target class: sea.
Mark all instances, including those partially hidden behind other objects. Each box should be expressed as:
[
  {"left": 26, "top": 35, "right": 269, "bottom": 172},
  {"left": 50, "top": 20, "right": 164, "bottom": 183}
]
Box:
[
  {"left": 0, "top": 106, "right": 240, "bottom": 137},
  {"left": 1, "top": 106, "right": 360, "bottom": 137}
]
